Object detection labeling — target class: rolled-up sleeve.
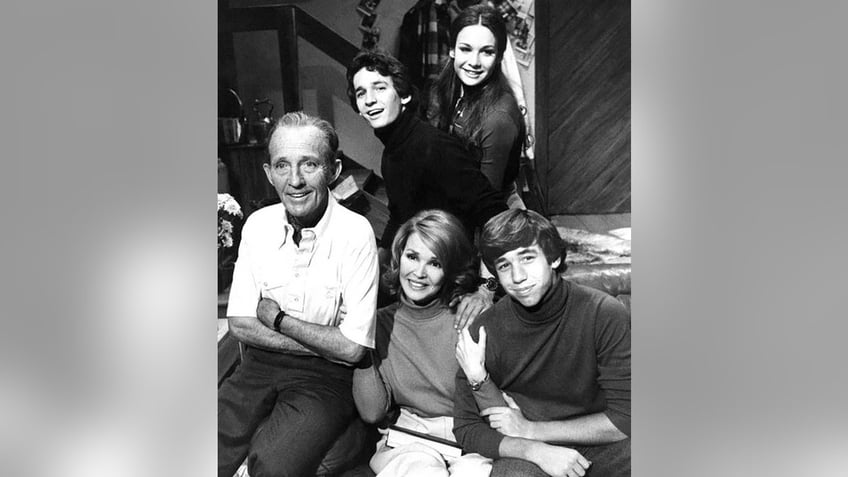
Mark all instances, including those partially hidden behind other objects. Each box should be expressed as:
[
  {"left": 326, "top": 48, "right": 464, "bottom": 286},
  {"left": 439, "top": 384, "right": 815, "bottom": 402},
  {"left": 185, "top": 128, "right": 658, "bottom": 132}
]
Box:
[
  {"left": 226, "top": 218, "right": 259, "bottom": 318},
  {"left": 338, "top": 219, "right": 379, "bottom": 349}
]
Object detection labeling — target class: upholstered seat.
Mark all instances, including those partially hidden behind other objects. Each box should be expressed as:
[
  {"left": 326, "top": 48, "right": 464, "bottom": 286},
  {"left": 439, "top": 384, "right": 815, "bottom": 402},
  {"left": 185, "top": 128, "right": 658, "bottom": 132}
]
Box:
[{"left": 557, "top": 227, "right": 631, "bottom": 313}]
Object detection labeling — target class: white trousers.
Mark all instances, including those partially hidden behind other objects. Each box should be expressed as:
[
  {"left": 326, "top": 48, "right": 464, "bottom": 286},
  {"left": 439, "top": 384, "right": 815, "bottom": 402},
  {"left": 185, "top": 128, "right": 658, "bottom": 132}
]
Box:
[{"left": 370, "top": 409, "right": 492, "bottom": 477}]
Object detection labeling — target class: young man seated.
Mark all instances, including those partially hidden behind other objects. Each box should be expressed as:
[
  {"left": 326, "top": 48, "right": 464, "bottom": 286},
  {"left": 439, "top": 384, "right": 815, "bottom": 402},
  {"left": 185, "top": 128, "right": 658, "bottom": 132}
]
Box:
[{"left": 454, "top": 209, "right": 631, "bottom": 477}]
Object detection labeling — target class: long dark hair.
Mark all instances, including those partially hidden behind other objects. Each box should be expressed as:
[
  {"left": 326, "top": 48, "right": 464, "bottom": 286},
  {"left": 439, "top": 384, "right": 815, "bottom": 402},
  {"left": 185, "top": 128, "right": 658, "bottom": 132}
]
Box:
[{"left": 426, "top": 4, "right": 520, "bottom": 147}]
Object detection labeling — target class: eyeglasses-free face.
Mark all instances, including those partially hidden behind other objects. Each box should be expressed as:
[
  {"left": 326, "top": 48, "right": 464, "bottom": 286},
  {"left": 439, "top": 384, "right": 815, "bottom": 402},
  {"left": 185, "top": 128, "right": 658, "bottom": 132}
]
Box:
[
  {"left": 352, "top": 68, "right": 411, "bottom": 129},
  {"left": 264, "top": 126, "right": 337, "bottom": 226},
  {"left": 399, "top": 232, "right": 446, "bottom": 305},
  {"left": 494, "top": 242, "right": 561, "bottom": 308},
  {"left": 451, "top": 24, "right": 498, "bottom": 88}
]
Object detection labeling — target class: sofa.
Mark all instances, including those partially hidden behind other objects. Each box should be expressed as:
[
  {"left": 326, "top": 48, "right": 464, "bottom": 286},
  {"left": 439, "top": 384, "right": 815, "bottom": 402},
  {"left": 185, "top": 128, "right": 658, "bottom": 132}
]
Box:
[{"left": 558, "top": 227, "right": 631, "bottom": 312}]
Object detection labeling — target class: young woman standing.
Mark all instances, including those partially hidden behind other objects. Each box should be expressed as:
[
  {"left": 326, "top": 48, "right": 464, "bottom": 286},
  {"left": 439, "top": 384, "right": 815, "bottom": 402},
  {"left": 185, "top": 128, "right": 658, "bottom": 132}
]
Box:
[{"left": 427, "top": 4, "right": 527, "bottom": 209}]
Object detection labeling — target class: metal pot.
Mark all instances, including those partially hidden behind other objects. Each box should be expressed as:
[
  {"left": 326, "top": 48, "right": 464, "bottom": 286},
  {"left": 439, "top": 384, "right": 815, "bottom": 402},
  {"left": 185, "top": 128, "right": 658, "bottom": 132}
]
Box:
[
  {"left": 218, "top": 88, "right": 245, "bottom": 145},
  {"left": 250, "top": 99, "right": 275, "bottom": 144}
]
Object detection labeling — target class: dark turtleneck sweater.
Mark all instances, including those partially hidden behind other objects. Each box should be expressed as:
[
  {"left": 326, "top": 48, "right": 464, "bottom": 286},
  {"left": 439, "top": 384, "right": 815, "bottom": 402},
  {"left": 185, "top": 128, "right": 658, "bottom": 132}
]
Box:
[
  {"left": 453, "top": 278, "right": 632, "bottom": 458},
  {"left": 374, "top": 107, "right": 507, "bottom": 248}
]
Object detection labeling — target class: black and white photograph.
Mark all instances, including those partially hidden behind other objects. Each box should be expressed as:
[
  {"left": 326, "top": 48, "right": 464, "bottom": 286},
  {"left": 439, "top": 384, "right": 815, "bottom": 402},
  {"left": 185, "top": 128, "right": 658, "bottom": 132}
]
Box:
[
  {"left": 358, "top": 12, "right": 378, "bottom": 33},
  {"left": 218, "top": 0, "right": 630, "bottom": 475},
  {"left": 9, "top": 0, "right": 848, "bottom": 476},
  {"left": 357, "top": 0, "right": 381, "bottom": 17}
]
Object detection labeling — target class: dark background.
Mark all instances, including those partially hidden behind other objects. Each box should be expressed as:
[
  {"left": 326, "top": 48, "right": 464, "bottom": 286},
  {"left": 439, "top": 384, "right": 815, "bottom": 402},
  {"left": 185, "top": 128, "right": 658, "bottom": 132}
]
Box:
[{"left": 5, "top": 1, "right": 848, "bottom": 476}]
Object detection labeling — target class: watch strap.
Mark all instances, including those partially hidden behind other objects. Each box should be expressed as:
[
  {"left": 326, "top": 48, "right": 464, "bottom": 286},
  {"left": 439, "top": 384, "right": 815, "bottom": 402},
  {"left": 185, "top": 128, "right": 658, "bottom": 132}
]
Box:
[
  {"left": 273, "top": 310, "right": 285, "bottom": 332},
  {"left": 479, "top": 277, "right": 498, "bottom": 292}
]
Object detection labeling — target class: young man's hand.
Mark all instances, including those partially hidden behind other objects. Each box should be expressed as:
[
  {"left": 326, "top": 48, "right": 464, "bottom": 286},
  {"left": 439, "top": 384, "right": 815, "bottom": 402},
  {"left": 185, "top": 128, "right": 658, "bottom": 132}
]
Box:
[
  {"left": 527, "top": 442, "right": 591, "bottom": 477},
  {"left": 456, "top": 326, "right": 488, "bottom": 384},
  {"left": 482, "top": 393, "right": 535, "bottom": 439}
]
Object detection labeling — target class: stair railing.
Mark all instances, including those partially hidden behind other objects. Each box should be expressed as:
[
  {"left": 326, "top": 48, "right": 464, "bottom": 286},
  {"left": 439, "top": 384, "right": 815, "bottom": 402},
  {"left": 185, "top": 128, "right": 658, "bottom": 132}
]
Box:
[{"left": 219, "top": 3, "right": 360, "bottom": 113}]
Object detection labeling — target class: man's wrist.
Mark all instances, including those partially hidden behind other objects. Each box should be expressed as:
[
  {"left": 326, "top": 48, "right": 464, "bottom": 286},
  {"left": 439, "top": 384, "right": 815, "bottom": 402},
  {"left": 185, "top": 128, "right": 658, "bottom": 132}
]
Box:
[
  {"left": 526, "top": 420, "right": 540, "bottom": 441},
  {"left": 273, "top": 310, "right": 285, "bottom": 332},
  {"left": 524, "top": 439, "right": 549, "bottom": 463}
]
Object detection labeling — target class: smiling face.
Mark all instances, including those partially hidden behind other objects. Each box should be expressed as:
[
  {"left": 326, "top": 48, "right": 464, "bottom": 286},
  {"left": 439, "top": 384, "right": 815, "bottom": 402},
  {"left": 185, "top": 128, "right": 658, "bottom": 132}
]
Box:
[
  {"left": 264, "top": 125, "right": 340, "bottom": 226},
  {"left": 352, "top": 68, "right": 411, "bottom": 129},
  {"left": 398, "top": 232, "right": 446, "bottom": 305},
  {"left": 494, "top": 242, "right": 561, "bottom": 307},
  {"left": 451, "top": 23, "right": 498, "bottom": 88}
]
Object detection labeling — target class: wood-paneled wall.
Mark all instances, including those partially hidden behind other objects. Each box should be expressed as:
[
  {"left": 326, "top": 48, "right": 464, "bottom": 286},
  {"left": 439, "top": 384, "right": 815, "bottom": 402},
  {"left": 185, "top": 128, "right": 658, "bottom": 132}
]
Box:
[{"left": 536, "top": 0, "right": 630, "bottom": 215}]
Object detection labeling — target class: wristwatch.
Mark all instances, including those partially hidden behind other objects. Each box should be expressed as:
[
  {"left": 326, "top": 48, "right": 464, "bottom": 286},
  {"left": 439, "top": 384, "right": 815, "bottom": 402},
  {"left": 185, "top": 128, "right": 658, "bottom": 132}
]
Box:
[
  {"left": 479, "top": 276, "right": 498, "bottom": 292},
  {"left": 273, "top": 310, "right": 285, "bottom": 332},
  {"left": 468, "top": 372, "right": 490, "bottom": 392}
]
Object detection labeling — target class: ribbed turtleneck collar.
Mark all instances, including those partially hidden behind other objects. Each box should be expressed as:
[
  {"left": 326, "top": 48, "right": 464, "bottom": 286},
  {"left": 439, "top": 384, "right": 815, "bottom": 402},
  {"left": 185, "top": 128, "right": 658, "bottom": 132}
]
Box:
[
  {"left": 398, "top": 292, "right": 447, "bottom": 322},
  {"left": 511, "top": 277, "right": 569, "bottom": 325},
  {"left": 374, "top": 107, "right": 418, "bottom": 151}
]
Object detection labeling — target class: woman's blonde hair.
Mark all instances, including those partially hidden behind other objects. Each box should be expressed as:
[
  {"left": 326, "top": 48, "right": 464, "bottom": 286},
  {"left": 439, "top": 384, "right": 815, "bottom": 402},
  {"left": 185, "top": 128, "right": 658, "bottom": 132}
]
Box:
[{"left": 383, "top": 209, "right": 479, "bottom": 305}]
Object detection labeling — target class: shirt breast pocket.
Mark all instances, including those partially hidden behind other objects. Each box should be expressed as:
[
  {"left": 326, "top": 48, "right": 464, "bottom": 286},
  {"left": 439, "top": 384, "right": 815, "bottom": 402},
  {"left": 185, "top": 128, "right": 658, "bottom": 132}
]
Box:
[
  {"left": 257, "top": 273, "right": 289, "bottom": 312},
  {"left": 309, "top": 284, "right": 341, "bottom": 326}
]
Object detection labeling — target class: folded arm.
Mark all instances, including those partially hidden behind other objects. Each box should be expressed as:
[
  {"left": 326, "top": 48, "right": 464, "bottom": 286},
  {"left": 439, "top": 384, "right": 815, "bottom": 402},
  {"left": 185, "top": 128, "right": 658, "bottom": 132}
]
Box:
[
  {"left": 253, "top": 298, "right": 365, "bottom": 365},
  {"left": 227, "top": 315, "right": 318, "bottom": 357},
  {"left": 483, "top": 402, "right": 627, "bottom": 445},
  {"left": 498, "top": 437, "right": 591, "bottom": 477}
]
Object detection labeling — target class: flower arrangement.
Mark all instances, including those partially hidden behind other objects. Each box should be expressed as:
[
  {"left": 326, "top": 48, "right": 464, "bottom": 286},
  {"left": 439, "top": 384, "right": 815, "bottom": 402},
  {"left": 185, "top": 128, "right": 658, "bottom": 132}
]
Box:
[
  {"left": 218, "top": 193, "right": 243, "bottom": 292},
  {"left": 218, "top": 193, "right": 243, "bottom": 249}
]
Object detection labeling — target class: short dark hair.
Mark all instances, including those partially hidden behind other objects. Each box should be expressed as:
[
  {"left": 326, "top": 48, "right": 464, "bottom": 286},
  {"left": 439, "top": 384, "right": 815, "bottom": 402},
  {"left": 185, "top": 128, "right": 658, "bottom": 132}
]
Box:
[
  {"left": 383, "top": 209, "right": 479, "bottom": 305},
  {"left": 266, "top": 111, "right": 339, "bottom": 179},
  {"left": 480, "top": 209, "right": 568, "bottom": 275},
  {"left": 346, "top": 49, "right": 417, "bottom": 113}
]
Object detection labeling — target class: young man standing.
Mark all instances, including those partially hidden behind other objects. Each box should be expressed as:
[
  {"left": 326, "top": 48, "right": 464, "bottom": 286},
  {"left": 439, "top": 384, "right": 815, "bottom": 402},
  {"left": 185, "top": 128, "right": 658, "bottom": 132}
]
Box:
[
  {"left": 454, "top": 209, "right": 631, "bottom": 477},
  {"left": 346, "top": 49, "right": 508, "bottom": 324}
]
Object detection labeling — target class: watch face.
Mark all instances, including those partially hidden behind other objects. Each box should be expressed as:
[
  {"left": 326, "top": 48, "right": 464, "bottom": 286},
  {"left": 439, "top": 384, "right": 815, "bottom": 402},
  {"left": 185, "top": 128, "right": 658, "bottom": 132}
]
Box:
[{"left": 485, "top": 277, "right": 498, "bottom": 291}]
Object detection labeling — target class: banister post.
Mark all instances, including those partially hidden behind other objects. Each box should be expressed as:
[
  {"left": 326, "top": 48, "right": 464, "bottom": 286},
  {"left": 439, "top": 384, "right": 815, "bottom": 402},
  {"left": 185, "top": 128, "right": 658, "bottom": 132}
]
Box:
[{"left": 278, "top": 6, "right": 301, "bottom": 112}]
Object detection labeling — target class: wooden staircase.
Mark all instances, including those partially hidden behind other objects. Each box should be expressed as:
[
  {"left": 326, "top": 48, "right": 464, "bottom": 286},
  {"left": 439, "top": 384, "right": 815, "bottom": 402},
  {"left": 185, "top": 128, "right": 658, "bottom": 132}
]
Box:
[
  {"left": 219, "top": 3, "right": 391, "bottom": 243},
  {"left": 334, "top": 153, "right": 390, "bottom": 243}
]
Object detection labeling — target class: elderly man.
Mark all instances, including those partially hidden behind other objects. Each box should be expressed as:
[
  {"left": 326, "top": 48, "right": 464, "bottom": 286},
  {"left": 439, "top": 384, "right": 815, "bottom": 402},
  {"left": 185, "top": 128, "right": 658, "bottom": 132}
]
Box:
[
  {"left": 454, "top": 209, "right": 631, "bottom": 477},
  {"left": 218, "top": 112, "right": 379, "bottom": 477}
]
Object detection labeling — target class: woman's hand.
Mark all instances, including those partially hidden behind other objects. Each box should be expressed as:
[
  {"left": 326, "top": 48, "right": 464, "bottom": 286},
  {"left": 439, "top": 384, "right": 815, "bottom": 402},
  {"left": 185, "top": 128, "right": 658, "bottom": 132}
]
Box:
[
  {"left": 450, "top": 287, "right": 494, "bottom": 330},
  {"left": 456, "top": 326, "right": 488, "bottom": 384}
]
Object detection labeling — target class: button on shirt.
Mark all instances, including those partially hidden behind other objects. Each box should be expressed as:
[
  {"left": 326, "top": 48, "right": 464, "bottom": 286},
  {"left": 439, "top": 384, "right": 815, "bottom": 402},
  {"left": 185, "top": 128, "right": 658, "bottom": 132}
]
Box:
[{"left": 227, "top": 196, "right": 379, "bottom": 349}]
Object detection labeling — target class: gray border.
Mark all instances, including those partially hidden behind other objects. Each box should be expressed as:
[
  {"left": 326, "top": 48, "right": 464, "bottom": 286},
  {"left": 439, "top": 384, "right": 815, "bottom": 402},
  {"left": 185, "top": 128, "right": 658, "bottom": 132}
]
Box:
[{"left": 6, "top": 1, "right": 848, "bottom": 475}]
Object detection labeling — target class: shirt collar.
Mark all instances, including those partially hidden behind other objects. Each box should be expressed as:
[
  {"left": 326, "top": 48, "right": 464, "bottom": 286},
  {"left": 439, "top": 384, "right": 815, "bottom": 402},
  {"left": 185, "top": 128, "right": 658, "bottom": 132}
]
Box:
[{"left": 277, "top": 192, "right": 337, "bottom": 248}]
